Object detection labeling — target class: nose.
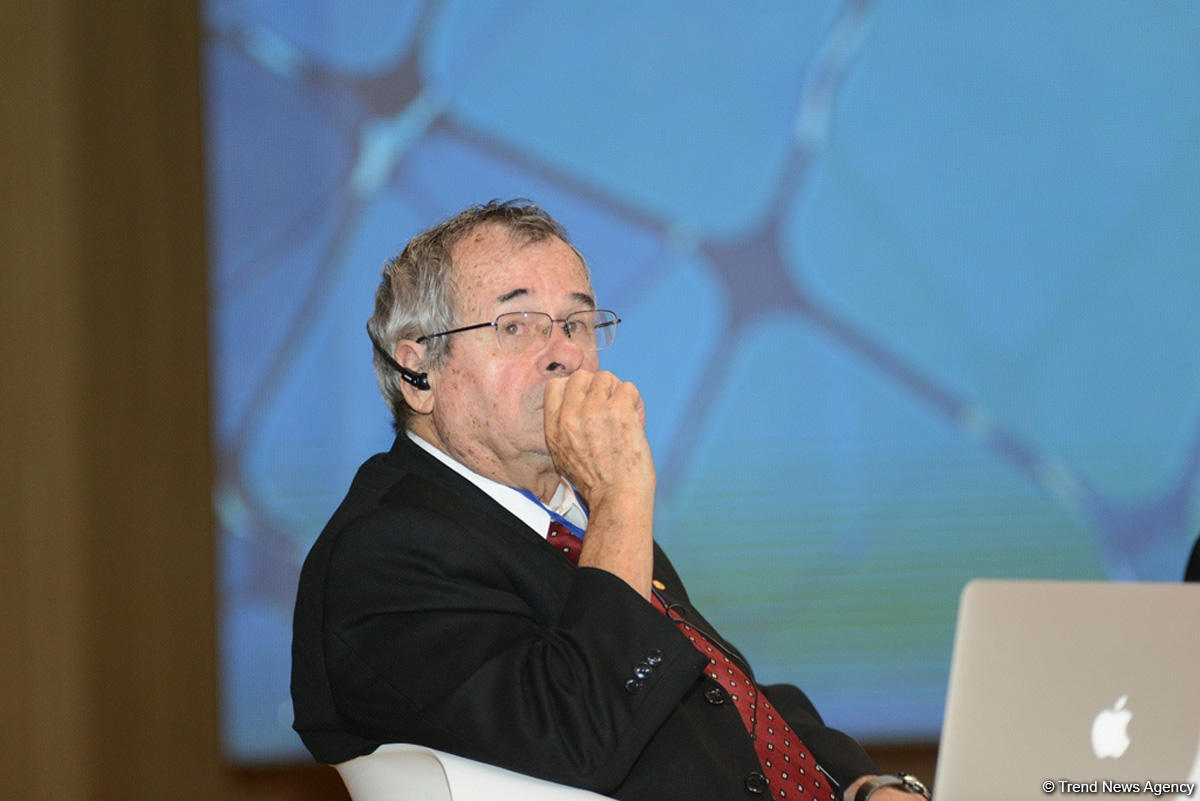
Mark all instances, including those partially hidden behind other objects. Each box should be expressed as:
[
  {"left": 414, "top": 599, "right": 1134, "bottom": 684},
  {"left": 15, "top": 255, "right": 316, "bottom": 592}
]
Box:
[{"left": 541, "top": 319, "right": 585, "bottom": 375}]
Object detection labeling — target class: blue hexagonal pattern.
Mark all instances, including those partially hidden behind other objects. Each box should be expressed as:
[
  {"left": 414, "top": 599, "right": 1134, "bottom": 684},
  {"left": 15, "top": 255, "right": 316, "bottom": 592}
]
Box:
[{"left": 202, "top": 0, "right": 1200, "bottom": 760}]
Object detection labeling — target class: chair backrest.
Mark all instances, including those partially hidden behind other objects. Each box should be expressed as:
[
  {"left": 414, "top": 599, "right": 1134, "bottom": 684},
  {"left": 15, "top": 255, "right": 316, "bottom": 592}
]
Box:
[{"left": 335, "top": 743, "right": 616, "bottom": 801}]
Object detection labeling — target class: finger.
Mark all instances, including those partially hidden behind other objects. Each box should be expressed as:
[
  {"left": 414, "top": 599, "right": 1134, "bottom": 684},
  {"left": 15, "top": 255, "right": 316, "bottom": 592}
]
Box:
[
  {"left": 586, "top": 370, "right": 621, "bottom": 401},
  {"left": 574, "top": 372, "right": 619, "bottom": 420},
  {"left": 612, "top": 378, "right": 642, "bottom": 406},
  {"left": 560, "top": 368, "right": 595, "bottom": 414},
  {"left": 614, "top": 380, "right": 647, "bottom": 428},
  {"left": 543, "top": 376, "right": 568, "bottom": 424}
]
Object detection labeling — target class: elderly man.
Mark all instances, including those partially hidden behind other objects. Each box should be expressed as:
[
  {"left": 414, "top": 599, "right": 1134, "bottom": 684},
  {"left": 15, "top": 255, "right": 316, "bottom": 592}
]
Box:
[{"left": 291, "top": 200, "right": 928, "bottom": 801}]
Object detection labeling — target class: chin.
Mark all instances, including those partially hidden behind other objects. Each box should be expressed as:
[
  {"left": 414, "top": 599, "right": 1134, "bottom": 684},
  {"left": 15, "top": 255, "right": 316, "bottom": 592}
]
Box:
[
  {"left": 520, "top": 438, "right": 553, "bottom": 462},
  {"left": 519, "top": 425, "right": 550, "bottom": 455}
]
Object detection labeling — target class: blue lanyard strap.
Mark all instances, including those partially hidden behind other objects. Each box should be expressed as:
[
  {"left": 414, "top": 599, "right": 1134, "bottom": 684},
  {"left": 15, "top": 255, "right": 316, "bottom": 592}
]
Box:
[{"left": 515, "top": 488, "right": 586, "bottom": 539}]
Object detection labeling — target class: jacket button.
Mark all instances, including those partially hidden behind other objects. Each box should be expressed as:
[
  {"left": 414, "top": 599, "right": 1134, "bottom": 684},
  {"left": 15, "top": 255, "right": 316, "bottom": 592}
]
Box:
[
  {"left": 624, "top": 678, "right": 644, "bottom": 693},
  {"left": 633, "top": 662, "right": 653, "bottom": 680},
  {"left": 645, "top": 649, "right": 664, "bottom": 666},
  {"left": 704, "top": 685, "right": 727, "bottom": 705},
  {"left": 744, "top": 771, "right": 768, "bottom": 794}
]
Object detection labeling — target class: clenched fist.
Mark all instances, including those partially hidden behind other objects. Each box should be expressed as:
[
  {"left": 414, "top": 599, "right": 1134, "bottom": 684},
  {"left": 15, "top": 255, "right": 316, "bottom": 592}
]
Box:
[
  {"left": 543, "top": 370, "right": 656, "bottom": 599},
  {"left": 543, "top": 370, "right": 655, "bottom": 506}
]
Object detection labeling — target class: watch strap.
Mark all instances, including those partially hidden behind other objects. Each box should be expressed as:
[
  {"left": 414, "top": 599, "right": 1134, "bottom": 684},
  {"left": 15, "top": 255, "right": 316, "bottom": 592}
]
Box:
[{"left": 854, "top": 773, "right": 931, "bottom": 801}]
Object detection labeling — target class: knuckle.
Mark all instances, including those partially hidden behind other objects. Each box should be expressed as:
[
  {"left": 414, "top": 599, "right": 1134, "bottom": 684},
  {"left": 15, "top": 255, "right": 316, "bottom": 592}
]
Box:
[{"left": 616, "top": 381, "right": 641, "bottom": 403}]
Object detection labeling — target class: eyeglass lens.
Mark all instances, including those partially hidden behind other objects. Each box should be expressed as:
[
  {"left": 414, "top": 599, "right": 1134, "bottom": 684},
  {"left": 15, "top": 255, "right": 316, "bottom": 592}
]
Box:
[{"left": 495, "top": 310, "right": 618, "bottom": 352}]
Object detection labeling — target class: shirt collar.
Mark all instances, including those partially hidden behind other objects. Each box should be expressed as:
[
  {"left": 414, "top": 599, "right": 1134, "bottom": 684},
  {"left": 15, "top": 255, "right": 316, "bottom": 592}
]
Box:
[
  {"left": 406, "top": 431, "right": 586, "bottom": 539},
  {"left": 545, "top": 480, "right": 588, "bottom": 530}
]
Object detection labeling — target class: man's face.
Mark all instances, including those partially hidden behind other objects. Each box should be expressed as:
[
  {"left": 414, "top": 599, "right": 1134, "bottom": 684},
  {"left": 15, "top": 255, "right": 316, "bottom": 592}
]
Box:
[{"left": 425, "top": 224, "right": 600, "bottom": 484}]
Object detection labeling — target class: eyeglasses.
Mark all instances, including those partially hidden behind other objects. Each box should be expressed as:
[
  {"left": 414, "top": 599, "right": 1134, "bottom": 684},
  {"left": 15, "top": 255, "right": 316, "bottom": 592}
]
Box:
[{"left": 416, "top": 309, "right": 621, "bottom": 353}]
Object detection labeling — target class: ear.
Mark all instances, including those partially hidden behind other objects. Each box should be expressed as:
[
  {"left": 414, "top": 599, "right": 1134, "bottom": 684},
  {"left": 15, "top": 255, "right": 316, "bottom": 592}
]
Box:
[{"left": 394, "top": 339, "right": 435, "bottom": 415}]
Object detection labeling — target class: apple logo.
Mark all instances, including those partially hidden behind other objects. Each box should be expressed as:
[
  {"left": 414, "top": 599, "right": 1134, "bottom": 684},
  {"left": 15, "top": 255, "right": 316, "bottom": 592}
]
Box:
[{"left": 1091, "top": 695, "right": 1132, "bottom": 759}]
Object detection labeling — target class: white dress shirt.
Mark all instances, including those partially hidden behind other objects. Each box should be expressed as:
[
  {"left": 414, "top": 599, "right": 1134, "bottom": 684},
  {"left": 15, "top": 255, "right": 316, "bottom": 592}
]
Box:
[{"left": 407, "top": 431, "right": 588, "bottom": 537}]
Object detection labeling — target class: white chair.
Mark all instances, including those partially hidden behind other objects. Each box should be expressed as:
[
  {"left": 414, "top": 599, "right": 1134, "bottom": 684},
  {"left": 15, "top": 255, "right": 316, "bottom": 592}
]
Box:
[{"left": 335, "top": 743, "right": 616, "bottom": 801}]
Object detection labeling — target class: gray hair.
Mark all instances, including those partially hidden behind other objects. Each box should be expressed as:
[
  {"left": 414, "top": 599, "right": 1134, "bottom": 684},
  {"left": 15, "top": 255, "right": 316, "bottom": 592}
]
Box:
[{"left": 367, "top": 199, "right": 586, "bottom": 432}]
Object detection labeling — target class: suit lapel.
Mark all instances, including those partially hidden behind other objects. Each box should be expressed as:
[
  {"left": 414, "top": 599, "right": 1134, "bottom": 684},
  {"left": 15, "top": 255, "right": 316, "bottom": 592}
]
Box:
[{"left": 383, "top": 434, "right": 567, "bottom": 559}]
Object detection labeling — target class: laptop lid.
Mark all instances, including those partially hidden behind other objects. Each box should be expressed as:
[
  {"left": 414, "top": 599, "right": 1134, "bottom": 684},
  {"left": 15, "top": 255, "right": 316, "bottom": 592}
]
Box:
[{"left": 933, "top": 580, "right": 1200, "bottom": 800}]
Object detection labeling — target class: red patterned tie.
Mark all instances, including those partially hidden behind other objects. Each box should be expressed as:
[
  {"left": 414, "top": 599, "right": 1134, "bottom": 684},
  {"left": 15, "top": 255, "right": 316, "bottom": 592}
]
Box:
[
  {"left": 547, "top": 521, "right": 583, "bottom": 563},
  {"left": 545, "top": 522, "right": 835, "bottom": 801},
  {"left": 651, "top": 593, "right": 835, "bottom": 801}
]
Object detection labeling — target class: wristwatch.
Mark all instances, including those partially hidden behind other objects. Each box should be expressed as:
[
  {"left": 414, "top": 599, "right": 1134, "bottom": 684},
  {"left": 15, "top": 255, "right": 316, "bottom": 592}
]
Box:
[{"left": 853, "top": 772, "right": 931, "bottom": 800}]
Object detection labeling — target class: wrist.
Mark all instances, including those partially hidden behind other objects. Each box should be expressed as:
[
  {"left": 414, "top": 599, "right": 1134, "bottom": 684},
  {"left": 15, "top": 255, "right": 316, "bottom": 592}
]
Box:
[
  {"left": 585, "top": 481, "right": 655, "bottom": 518},
  {"left": 852, "top": 773, "right": 930, "bottom": 801},
  {"left": 576, "top": 485, "right": 655, "bottom": 600}
]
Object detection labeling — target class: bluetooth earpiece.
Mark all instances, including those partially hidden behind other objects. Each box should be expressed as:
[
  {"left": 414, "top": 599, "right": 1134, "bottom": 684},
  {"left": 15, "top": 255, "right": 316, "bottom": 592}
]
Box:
[
  {"left": 399, "top": 367, "right": 430, "bottom": 391},
  {"left": 368, "top": 327, "right": 432, "bottom": 391}
]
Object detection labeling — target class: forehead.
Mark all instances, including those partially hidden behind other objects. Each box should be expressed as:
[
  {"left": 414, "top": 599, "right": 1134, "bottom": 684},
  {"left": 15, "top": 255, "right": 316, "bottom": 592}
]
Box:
[{"left": 449, "top": 224, "right": 591, "bottom": 315}]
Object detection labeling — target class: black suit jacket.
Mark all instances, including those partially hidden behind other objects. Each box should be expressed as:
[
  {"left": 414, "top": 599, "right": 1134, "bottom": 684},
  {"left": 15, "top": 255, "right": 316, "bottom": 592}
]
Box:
[
  {"left": 1186, "top": 534, "right": 1200, "bottom": 582},
  {"left": 291, "top": 435, "right": 876, "bottom": 799}
]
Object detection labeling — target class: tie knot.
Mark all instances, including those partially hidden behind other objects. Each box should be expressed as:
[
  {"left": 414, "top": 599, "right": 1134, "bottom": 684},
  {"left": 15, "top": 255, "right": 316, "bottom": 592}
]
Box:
[{"left": 547, "top": 521, "right": 582, "bottom": 564}]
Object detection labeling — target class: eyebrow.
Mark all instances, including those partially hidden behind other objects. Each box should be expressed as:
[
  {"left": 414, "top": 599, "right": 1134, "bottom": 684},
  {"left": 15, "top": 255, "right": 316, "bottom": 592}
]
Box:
[
  {"left": 496, "top": 288, "right": 528, "bottom": 303},
  {"left": 496, "top": 288, "right": 596, "bottom": 308}
]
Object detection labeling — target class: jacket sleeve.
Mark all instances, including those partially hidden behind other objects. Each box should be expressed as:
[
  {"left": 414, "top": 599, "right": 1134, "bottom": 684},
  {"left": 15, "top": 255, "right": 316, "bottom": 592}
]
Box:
[
  {"left": 639, "top": 541, "right": 880, "bottom": 791},
  {"left": 319, "top": 502, "right": 709, "bottom": 792}
]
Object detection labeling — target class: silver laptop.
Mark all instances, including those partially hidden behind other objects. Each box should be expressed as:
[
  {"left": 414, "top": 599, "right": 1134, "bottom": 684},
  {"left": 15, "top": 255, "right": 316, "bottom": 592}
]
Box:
[{"left": 933, "top": 580, "right": 1200, "bottom": 800}]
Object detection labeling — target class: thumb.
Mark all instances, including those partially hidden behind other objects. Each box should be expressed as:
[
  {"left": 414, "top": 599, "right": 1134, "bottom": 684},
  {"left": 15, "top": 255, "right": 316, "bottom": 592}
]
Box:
[{"left": 543, "top": 376, "right": 568, "bottom": 425}]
